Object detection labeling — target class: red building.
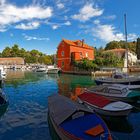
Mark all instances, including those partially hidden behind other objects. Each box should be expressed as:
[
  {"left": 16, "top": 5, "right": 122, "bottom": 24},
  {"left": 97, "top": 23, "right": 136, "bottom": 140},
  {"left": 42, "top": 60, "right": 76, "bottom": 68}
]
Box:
[{"left": 57, "top": 39, "right": 94, "bottom": 72}]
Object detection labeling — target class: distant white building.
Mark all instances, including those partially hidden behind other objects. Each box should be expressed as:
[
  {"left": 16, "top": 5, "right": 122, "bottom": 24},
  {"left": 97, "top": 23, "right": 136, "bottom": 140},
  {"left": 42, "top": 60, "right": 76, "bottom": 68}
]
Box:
[{"left": 127, "top": 51, "right": 137, "bottom": 65}]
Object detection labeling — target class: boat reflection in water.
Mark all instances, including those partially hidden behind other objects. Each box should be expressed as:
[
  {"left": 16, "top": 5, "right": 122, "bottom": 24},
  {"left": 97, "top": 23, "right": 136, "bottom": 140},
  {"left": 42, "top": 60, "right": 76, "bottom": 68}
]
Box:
[
  {"left": 0, "top": 103, "right": 8, "bottom": 118},
  {"left": 103, "top": 116, "right": 133, "bottom": 133}
]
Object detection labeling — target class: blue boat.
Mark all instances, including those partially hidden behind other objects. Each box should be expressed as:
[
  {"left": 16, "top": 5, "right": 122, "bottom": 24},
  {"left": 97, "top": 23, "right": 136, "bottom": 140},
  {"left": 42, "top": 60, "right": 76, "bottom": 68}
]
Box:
[{"left": 48, "top": 94, "right": 112, "bottom": 140}]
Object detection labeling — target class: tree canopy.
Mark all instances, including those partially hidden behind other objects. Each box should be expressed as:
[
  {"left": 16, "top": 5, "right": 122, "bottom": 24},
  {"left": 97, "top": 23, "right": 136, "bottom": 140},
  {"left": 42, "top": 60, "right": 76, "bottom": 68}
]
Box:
[
  {"left": 1, "top": 44, "right": 55, "bottom": 64},
  {"left": 105, "top": 40, "right": 136, "bottom": 52},
  {"left": 136, "top": 38, "right": 140, "bottom": 59}
]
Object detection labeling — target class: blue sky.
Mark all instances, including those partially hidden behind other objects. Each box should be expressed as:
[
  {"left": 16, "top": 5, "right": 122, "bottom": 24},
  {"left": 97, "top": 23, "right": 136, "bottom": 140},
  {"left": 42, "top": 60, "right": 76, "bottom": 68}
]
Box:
[{"left": 0, "top": 0, "right": 139, "bottom": 54}]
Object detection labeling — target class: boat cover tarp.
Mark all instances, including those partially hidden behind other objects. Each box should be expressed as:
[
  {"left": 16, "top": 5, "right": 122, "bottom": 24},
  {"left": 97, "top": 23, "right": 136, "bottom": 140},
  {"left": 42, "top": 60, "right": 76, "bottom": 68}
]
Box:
[
  {"left": 78, "top": 92, "right": 111, "bottom": 108},
  {"left": 60, "top": 113, "right": 110, "bottom": 140},
  {"left": 48, "top": 94, "right": 92, "bottom": 125}
]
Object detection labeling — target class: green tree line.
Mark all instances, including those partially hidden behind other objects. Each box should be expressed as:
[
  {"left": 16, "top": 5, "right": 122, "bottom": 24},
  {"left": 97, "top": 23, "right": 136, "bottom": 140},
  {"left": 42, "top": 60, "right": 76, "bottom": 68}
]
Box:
[
  {"left": 105, "top": 40, "right": 136, "bottom": 52},
  {"left": 0, "top": 44, "right": 55, "bottom": 64}
]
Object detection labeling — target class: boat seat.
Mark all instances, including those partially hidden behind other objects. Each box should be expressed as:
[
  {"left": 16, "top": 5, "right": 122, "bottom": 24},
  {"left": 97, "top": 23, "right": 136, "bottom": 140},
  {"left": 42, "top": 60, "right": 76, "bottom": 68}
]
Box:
[{"left": 85, "top": 124, "right": 104, "bottom": 136}]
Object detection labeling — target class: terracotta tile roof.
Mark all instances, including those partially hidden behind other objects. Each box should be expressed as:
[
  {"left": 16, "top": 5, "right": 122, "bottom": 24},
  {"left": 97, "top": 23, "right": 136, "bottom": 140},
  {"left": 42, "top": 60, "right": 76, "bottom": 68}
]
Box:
[
  {"left": 104, "top": 48, "right": 126, "bottom": 53},
  {"left": 0, "top": 57, "right": 24, "bottom": 60},
  {"left": 63, "top": 39, "right": 94, "bottom": 50}
]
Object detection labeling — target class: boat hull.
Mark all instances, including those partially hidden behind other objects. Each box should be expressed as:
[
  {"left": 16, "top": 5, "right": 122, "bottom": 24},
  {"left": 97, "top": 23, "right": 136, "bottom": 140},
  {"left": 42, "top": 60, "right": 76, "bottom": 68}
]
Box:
[
  {"left": 78, "top": 97, "right": 132, "bottom": 117},
  {"left": 47, "top": 68, "right": 59, "bottom": 74},
  {"left": 48, "top": 112, "right": 70, "bottom": 140},
  {"left": 95, "top": 78, "right": 140, "bottom": 85},
  {"left": 83, "top": 101, "right": 132, "bottom": 117}
]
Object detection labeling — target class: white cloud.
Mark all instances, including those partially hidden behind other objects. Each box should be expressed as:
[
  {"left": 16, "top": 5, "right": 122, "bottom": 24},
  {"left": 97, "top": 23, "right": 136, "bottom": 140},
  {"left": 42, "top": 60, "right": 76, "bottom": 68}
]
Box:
[
  {"left": 94, "top": 19, "right": 100, "bottom": 24},
  {"left": 15, "top": 22, "right": 40, "bottom": 30},
  {"left": 0, "top": 25, "right": 7, "bottom": 32},
  {"left": 0, "top": 0, "right": 53, "bottom": 31},
  {"left": 64, "top": 21, "right": 71, "bottom": 26},
  {"left": 127, "top": 34, "right": 138, "bottom": 41},
  {"left": 72, "top": 3, "right": 103, "bottom": 22},
  {"left": 103, "top": 15, "right": 116, "bottom": 20},
  {"left": 46, "top": 20, "right": 71, "bottom": 30},
  {"left": 22, "top": 34, "right": 49, "bottom": 41},
  {"left": 52, "top": 25, "right": 59, "bottom": 30},
  {"left": 92, "top": 23, "right": 137, "bottom": 42},
  {"left": 57, "top": 3, "right": 64, "bottom": 9}
]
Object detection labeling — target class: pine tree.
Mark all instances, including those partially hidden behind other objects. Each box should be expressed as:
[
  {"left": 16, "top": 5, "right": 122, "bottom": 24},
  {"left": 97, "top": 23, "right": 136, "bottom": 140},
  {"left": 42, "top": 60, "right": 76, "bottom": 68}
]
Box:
[{"left": 136, "top": 38, "right": 140, "bottom": 59}]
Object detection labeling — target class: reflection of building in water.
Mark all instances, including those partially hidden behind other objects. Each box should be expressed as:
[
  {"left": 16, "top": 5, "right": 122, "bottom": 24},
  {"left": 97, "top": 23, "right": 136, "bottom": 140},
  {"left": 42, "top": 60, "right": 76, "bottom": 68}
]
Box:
[
  {"left": 6, "top": 70, "right": 25, "bottom": 79},
  {"left": 70, "top": 87, "right": 84, "bottom": 101},
  {"left": 57, "top": 74, "right": 86, "bottom": 99},
  {"left": 57, "top": 77, "right": 71, "bottom": 98},
  {"left": 57, "top": 74, "right": 94, "bottom": 98}
]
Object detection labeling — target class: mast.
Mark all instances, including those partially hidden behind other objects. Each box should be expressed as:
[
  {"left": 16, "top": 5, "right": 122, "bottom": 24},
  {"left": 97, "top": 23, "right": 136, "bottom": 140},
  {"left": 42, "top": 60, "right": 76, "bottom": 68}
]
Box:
[
  {"left": 124, "top": 14, "right": 127, "bottom": 42},
  {"left": 124, "top": 14, "right": 128, "bottom": 71}
]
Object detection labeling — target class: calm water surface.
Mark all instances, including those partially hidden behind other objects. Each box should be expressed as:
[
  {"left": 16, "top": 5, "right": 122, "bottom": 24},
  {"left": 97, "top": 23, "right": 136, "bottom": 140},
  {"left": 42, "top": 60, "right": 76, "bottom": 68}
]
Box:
[{"left": 0, "top": 71, "right": 140, "bottom": 140}]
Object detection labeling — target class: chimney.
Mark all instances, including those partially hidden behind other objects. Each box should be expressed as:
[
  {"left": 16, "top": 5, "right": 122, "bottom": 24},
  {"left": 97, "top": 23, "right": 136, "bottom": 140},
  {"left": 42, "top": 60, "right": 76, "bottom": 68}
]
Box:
[{"left": 81, "top": 39, "right": 84, "bottom": 47}]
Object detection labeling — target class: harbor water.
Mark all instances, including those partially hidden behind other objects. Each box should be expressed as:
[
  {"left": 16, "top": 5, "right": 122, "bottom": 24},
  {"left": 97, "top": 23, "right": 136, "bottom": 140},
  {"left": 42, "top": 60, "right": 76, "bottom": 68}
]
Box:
[{"left": 0, "top": 71, "right": 140, "bottom": 140}]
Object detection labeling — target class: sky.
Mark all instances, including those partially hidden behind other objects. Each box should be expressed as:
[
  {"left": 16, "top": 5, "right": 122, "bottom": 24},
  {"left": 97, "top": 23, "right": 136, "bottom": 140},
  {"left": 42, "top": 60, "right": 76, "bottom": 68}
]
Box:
[{"left": 0, "top": 0, "right": 139, "bottom": 54}]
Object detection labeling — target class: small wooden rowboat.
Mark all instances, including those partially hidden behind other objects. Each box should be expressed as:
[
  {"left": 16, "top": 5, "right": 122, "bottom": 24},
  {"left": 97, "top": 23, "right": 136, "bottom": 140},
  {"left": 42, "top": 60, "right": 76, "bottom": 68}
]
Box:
[
  {"left": 78, "top": 92, "right": 133, "bottom": 117},
  {"left": 48, "top": 94, "right": 112, "bottom": 140}
]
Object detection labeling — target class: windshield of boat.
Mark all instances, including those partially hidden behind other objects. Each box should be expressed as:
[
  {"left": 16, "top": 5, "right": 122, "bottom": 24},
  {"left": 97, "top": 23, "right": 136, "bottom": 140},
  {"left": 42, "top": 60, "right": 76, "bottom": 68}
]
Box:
[
  {"left": 108, "top": 89, "right": 122, "bottom": 94},
  {"left": 122, "top": 88, "right": 129, "bottom": 93}
]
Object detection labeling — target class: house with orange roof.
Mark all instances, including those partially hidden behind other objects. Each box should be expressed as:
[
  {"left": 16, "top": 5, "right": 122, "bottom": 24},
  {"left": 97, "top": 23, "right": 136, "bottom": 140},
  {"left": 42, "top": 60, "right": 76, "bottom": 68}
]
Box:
[
  {"left": 0, "top": 57, "right": 25, "bottom": 69},
  {"left": 57, "top": 39, "right": 94, "bottom": 72}
]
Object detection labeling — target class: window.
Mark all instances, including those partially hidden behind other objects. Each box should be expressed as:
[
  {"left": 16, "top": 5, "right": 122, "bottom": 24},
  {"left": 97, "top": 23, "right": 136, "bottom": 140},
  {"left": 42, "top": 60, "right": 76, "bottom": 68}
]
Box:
[
  {"left": 108, "top": 89, "right": 121, "bottom": 94},
  {"left": 77, "top": 41, "right": 82, "bottom": 46},
  {"left": 80, "top": 52, "right": 82, "bottom": 58},
  {"left": 62, "top": 61, "right": 64, "bottom": 68},
  {"left": 103, "top": 88, "right": 109, "bottom": 93},
  {"left": 122, "top": 88, "right": 128, "bottom": 93},
  {"left": 61, "top": 51, "right": 64, "bottom": 56},
  {"left": 86, "top": 52, "right": 88, "bottom": 57}
]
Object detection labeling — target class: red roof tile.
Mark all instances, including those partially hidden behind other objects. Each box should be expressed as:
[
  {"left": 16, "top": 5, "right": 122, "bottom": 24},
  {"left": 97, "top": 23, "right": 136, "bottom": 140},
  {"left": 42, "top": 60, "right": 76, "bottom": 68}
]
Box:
[
  {"left": 104, "top": 48, "right": 126, "bottom": 53},
  {"left": 63, "top": 39, "right": 94, "bottom": 50}
]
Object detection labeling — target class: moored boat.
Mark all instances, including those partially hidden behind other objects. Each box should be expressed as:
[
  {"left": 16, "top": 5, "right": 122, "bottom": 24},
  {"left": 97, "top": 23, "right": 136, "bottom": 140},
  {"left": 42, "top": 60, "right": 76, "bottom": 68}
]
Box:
[
  {"left": 86, "top": 84, "right": 140, "bottom": 103},
  {"left": 103, "top": 83, "right": 140, "bottom": 91},
  {"left": 33, "top": 65, "right": 48, "bottom": 73},
  {"left": 78, "top": 92, "right": 133, "bottom": 117},
  {"left": 48, "top": 94, "right": 112, "bottom": 140},
  {"left": 0, "top": 66, "right": 6, "bottom": 79},
  {"left": 47, "top": 65, "right": 60, "bottom": 74},
  {"left": 95, "top": 73, "right": 140, "bottom": 85}
]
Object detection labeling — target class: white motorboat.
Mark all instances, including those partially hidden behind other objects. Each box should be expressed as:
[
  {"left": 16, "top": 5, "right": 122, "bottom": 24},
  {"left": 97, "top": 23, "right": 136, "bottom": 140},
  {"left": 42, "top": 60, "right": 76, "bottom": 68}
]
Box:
[
  {"left": 86, "top": 84, "right": 140, "bottom": 103},
  {"left": 95, "top": 72, "right": 140, "bottom": 85},
  {"left": 33, "top": 65, "right": 48, "bottom": 73},
  {"left": 0, "top": 66, "right": 6, "bottom": 79},
  {"left": 78, "top": 92, "right": 132, "bottom": 117},
  {"left": 103, "top": 83, "right": 140, "bottom": 90},
  {"left": 47, "top": 65, "right": 60, "bottom": 74}
]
